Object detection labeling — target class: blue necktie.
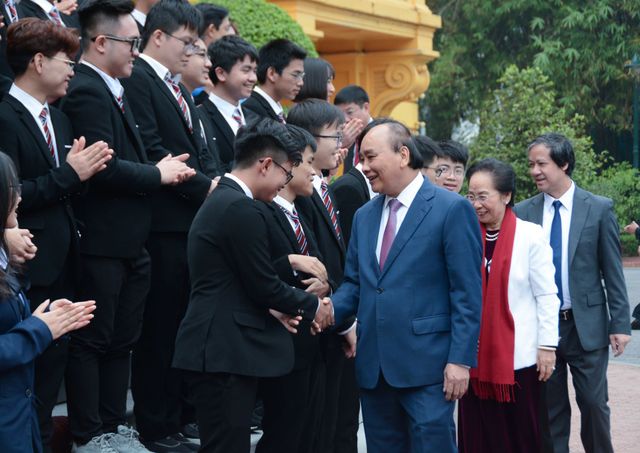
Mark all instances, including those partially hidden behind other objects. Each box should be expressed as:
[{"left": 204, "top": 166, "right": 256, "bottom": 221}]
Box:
[{"left": 550, "top": 200, "right": 564, "bottom": 309}]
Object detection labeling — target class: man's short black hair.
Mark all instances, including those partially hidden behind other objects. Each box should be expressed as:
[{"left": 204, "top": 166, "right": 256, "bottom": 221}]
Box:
[
  {"left": 208, "top": 35, "right": 258, "bottom": 84},
  {"left": 438, "top": 140, "right": 469, "bottom": 167},
  {"left": 256, "top": 39, "right": 307, "bottom": 85},
  {"left": 78, "top": 0, "right": 135, "bottom": 52},
  {"left": 234, "top": 118, "right": 302, "bottom": 169},
  {"left": 195, "top": 3, "right": 229, "bottom": 37},
  {"left": 286, "top": 124, "right": 317, "bottom": 153},
  {"left": 527, "top": 132, "right": 576, "bottom": 176},
  {"left": 413, "top": 135, "right": 442, "bottom": 167},
  {"left": 141, "top": 0, "right": 201, "bottom": 51},
  {"left": 359, "top": 118, "right": 423, "bottom": 170},
  {"left": 286, "top": 99, "right": 345, "bottom": 136},
  {"left": 334, "top": 84, "right": 369, "bottom": 107}
]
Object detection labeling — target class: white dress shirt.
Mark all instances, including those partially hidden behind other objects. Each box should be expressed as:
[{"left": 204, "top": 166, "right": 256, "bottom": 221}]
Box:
[
  {"left": 80, "top": 61, "right": 124, "bottom": 102},
  {"left": 208, "top": 91, "right": 245, "bottom": 135},
  {"left": 9, "top": 83, "right": 60, "bottom": 166},
  {"left": 253, "top": 86, "right": 284, "bottom": 118},
  {"left": 131, "top": 9, "right": 146, "bottom": 27},
  {"left": 273, "top": 195, "right": 298, "bottom": 233},
  {"left": 225, "top": 173, "right": 252, "bottom": 199},
  {"left": 30, "top": 0, "right": 65, "bottom": 26},
  {"left": 375, "top": 172, "right": 424, "bottom": 262},
  {"left": 542, "top": 181, "right": 575, "bottom": 310}
]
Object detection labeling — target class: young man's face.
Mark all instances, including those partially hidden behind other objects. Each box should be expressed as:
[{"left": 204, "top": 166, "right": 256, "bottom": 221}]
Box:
[
  {"left": 288, "top": 146, "right": 315, "bottom": 196},
  {"left": 256, "top": 156, "right": 294, "bottom": 202},
  {"left": 158, "top": 25, "right": 198, "bottom": 76},
  {"left": 41, "top": 51, "right": 75, "bottom": 100},
  {"left": 272, "top": 58, "right": 304, "bottom": 102},
  {"left": 181, "top": 38, "right": 211, "bottom": 89},
  {"left": 312, "top": 122, "right": 341, "bottom": 171},
  {"left": 217, "top": 54, "right": 257, "bottom": 102},
  {"left": 337, "top": 101, "right": 370, "bottom": 125},
  {"left": 434, "top": 157, "right": 465, "bottom": 193},
  {"left": 105, "top": 14, "right": 140, "bottom": 79},
  {"left": 205, "top": 16, "right": 234, "bottom": 46}
]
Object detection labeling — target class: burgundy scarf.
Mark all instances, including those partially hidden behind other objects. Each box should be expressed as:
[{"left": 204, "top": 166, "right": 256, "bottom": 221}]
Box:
[{"left": 470, "top": 207, "right": 517, "bottom": 402}]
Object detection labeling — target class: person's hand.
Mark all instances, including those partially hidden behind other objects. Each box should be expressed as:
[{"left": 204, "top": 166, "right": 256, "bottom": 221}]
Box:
[
  {"left": 33, "top": 299, "right": 96, "bottom": 340},
  {"left": 623, "top": 221, "right": 639, "bottom": 235},
  {"left": 65, "top": 137, "right": 113, "bottom": 181},
  {"left": 301, "top": 277, "right": 330, "bottom": 298},
  {"left": 342, "top": 327, "right": 356, "bottom": 358},
  {"left": 207, "top": 176, "right": 220, "bottom": 196},
  {"left": 312, "top": 297, "right": 334, "bottom": 334},
  {"left": 536, "top": 348, "right": 556, "bottom": 381},
  {"left": 156, "top": 153, "right": 195, "bottom": 185},
  {"left": 56, "top": 0, "right": 78, "bottom": 15},
  {"left": 443, "top": 363, "right": 470, "bottom": 401},
  {"left": 269, "top": 309, "right": 302, "bottom": 334},
  {"left": 5, "top": 228, "right": 37, "bottom": 263},
  {"left": 341, "top": 118, "right": 365, "bottom": 149},
  {"left": 288, "top": 255, "right": 328, "bottom": 282},
  {"left": 609, "top": 333, "right": 632, "bottom": 357}
]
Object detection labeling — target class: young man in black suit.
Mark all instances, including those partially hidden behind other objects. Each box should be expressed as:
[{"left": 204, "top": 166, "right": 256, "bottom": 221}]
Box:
[
  {"left": 174, "top": 118, "right": 334, "bottom": 453},
  {"left": 243, "top": 38, "right": 306, "bottom": 124},
  {"left": 287, "top": 99, "right": 359, "bottom": 453},
  {"left": 60, "top": 1, "right": 196, "bottom": 451},
  {"left": 0, "top": 18, "right": 113, "bottom": 453},
  {"left": 121, "top": 1, "right": 219, "bottom": 450},
  {"left": 198, "top": 35, "right": 257, "bottom": 172},
  {"left": 334, "top": 84, "right": 372, "bottom": 174}
]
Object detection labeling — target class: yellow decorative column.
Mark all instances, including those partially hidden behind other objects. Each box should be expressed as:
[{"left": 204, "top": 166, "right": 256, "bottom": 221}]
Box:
[{"left": 268, "top": 0, "right": 441, "bottom": 130}]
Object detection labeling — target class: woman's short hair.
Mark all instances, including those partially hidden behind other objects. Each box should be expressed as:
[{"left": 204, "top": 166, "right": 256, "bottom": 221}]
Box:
[{"left": 466, "top": 158, "right": 516, "bottom": 207}]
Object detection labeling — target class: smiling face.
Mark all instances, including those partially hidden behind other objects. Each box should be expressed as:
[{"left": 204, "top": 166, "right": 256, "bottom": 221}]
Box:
[
  {"left": 467, "top": 171, "right": 511, "bottom": 230},
  {"left": 360, "top": 124, "right": 411, "bottom": 197},
  {"left": 312, "top": 123, "right": 341, "bottom": 172},
  {"left": 215, "top": 54, "right": 257, "bottom": 103},
  {"left": 154, "top": 25, "right": 198, "bottom": 75},
  {"left": 434, "top": 157, "right": 465, "bottom": 193},
  {"left": 104, "top": 14, "right": 140, "bottom": 78},
  {"left": 181, "top": 38, "right": 211, "bottom": 91},
  {"left": 38, "top": 51, "right": 75, "bottom": 100},
  {"left": 287, "top": 146, "right": 316, "bottom": 197},
  {"left": 255, "top": 155, "right": 294, "bottom": 202},
  {"left": 528, "top": 143, "right": 571, "bottom": 198}
]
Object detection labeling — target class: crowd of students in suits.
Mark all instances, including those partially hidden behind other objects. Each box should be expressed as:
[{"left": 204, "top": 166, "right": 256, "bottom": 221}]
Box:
[{"left": 0, "top": 1, "right": 633, "bottom": 453}]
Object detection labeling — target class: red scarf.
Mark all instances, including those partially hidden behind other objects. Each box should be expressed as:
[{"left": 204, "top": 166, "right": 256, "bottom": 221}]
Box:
[{"left": 470, "top": 207, "right": 516, "bottom": 402}]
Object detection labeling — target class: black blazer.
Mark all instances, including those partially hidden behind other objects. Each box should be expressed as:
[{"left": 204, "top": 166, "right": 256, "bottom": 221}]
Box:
[
  {"left": 197, "top": 97, "right": 236, "bottom": 173},
  {"left": 0, "top": 11, "right": 14, "bottom": 79},
  {"left": 59, "top": 64, "right": 162, "bottom": 258},
  {"left": 173, "top": 177, "right": 319, "bottom": 376},
  {"left": 196, "top": 108, "right": 225, "bottom": 178},
  {"left": 0, "top": 94, "right": 81, "bottom": 287},
  {"left": 331, "top": 167, "right": 371, "bottom": 245},
  {"left": 17, "top": 0, "right": 80, "bottom": 28},
  {"left": 121, "top": 57, "right": 214, "bottom": 233},
  {"left": 0, "top": 74, "right": 11, "bottom": 99},
  {"left": 242, "top": 90, "right": 280, "bottom": 124}
]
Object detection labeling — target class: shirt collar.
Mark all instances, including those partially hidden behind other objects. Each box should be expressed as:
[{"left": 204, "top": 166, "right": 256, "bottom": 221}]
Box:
[
  {"left": 274, "top": 195, "right": 295, "bottom": 213},
  {"left": 208, "top": 91, "right": 242, "bottom": 118},
  {"left": 312, "top": 174, "right": 324, "bottom": 194},
  {"left": 543, "top": 180, "right": 575, "bottom": 211},
  {"left": 225, "top": 173, "right": 253, "bottom": 199},
  {"left": 80, "top": 61, "right": 124, "bottom": 100},
  {"left": 131, "top": 9, "right": 146, "bottom": 26},
  {"left": 9, "top": 83, "right": 49, "bottom": 120},
  {"left": 139, "top": 53, "right": 173, "bottom": 82},
  {"left": 31, "top": 0, "right": 54, "bottom": 14},
  {"left": 383, "top": 172, "right": 424, "bottom": 210},
  {"left": 253, "top": 86, "right": 283, "bottom": 116}
]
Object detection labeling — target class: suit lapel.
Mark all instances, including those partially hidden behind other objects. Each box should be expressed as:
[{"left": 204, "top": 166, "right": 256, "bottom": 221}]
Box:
[
  {"left": 7, "top": 95, "right": 56, "bottom": 168},
  {"left": 351, "top": 168, "right": 371, "bottom": 201},
  {"left": 271, "top": 203, "right": 300, "bottom": 253},
  {"left": 254, "top": 92, "right": 279, "bottom": 121},
  {"left": 311, "top": 189, "right": 344, "bottom": 251},
  {"left": 568, "top": 187, "right": 590, "bottom": 266},
  {"left": 527, "top": 193, "right": 545, "bottom": 226},
  {"left": 203, "top": 99, "right": 235, "bottom": 152},
  {"left": 379, "top": 182, "right": 433, "bottom": 279},
  {"left": 367, "top": 196, "right": 385, "bottom": 278}
]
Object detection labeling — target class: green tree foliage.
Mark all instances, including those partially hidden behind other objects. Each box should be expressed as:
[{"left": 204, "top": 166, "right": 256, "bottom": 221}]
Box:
[
  {"left": 199, "top": 0, "right": 318, "bottom": 56},
  {"left": 424, "top": 0, "right": 640, "bottom": 139}
]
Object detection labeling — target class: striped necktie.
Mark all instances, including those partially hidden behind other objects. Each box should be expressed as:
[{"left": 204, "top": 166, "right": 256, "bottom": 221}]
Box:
[
  {"left": 164, "top": 73, "right": 193, "bottom": 133},
  {"left": 48, "top": 7, "right": 63, "bottom": 25},
  {"left": 320, "top": 180, "right": 341, "bottom": 240},
  {"left": 4, "top": 0, "right": 18, "bottom": 23},
  {"left": 39, "top": 107, "right": 56, "bottom": 164},
  {"left": 232, "top": 107, "right": 243, "bottom": 129},
  {"left": 276, "top": 112, "right": 286, "bottom": 124},
  {"left": 279, "top": 205, "right": 310, "bottom": 256},
  {"left": 116, "top": 95, "right": 125, "bottom": 113}
]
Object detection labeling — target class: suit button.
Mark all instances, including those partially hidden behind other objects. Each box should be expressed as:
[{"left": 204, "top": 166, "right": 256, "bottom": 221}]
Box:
[
  {"left": 25, "top": 389, "right": 32, "bottom": 398},
  {"left": 377, "top": 288, "right": 384, "bottom": 294}
]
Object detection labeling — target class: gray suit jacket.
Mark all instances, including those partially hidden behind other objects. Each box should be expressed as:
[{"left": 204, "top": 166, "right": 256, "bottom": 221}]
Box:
[{"left": 514, "top": 185, "right": 630, "bottom": 351}]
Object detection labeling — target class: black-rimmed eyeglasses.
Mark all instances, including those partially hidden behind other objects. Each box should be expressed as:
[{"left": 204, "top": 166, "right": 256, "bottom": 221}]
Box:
[
  {"left": 91, "top": 35, "right": 142, "bottom": 53},
  {"left": 260, "top": 158, "right": 294, "bottom": 184},
  {"left": 313, "top": 134, "right": 343, "bottom": 146}
]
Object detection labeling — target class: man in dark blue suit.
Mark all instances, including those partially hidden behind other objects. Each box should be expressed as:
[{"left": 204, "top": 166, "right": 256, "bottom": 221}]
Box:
[{"left": 328, "top": 119, "right": 483, "bottom": 452}]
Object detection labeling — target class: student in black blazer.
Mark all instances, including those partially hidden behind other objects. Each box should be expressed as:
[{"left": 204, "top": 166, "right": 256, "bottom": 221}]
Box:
[
  {"left": 0, "top": 18, "right": 112, "bottom": 453},
  {"left": 288, "top": 99, "right": 360, "bottom": 453},
  {"left": 120, "top": 2, "right": 218, "bottom": 450},
  {"left": 60, "top": 2, "right": 196, "bottom": 450},
  {"left": 17, "top": 0, "right": 80, "bottom": 29},
  {"left": 243, "top": 38, "right": 306, "bottom": 125},
  {"left": 255, "top": 126, "right": 334, "bottom": 453},
  {"left": 198, "top": 35, "right": 257, "bottom": 172},
  {"left": 174, "top": 118, "right": 334, "bottom": 453},
  {"left": 332, "top": 165, "right": 373, "bottom": 245}
]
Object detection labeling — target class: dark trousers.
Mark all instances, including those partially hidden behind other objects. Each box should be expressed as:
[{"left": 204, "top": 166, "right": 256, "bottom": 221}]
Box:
[
  {"left": 334, "top": 357, "right": 360, "bottom": 453},
  {"left": 66, "top": 251, "right": 150, "bottom": 443},
  {"left": 186, "top": 371, "right": 258, "bottom": 453},
  {"left": 131, "top": 233, "right": 191, "bottom": 440},
  {"left": 26, "top": 262, "right": 75, "bottom": 453},
  {"left": 541, "top": 316, "right": 613, "bottom": 453},
  {"left": 360, "top": 372, "right": 456, "bottom": 453},
  {"left": 458, "top": 365, "right": 540, "bottom": 453}
]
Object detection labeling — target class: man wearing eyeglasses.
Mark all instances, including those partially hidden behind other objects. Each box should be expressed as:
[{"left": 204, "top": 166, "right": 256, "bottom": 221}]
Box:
[
  {"left": 433, "top": 139, "right": 469, "bottom": 194},
  {"left": 60, "top": 1, "right": 199, "bottom": 451},
  {"left": 243, "top": 39, "right": 307, "bottom": 125}
]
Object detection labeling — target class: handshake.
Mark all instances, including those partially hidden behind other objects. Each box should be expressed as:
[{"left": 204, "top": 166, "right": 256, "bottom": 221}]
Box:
[{"left": 269, "top": 296, "right": 334, "bottom": 335}]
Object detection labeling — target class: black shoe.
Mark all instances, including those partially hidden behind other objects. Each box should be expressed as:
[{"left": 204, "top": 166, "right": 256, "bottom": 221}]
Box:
[
  {"left": 142, "top": 436, "right": 193, "bottom": 453},
  {"left": 632, "top": 319, "right": 640, "bottom": 330},
  {"left": 180, "top": 423, "right": 199, "bottom": 440},
  {"left": 171, "top": 433, "right": 199, "bottom": 452}
]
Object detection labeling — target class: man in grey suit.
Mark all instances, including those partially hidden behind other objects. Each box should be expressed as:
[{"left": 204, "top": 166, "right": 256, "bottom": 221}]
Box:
[{"left": 514, "top": 132, "right": 631, "bottom": 453}]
